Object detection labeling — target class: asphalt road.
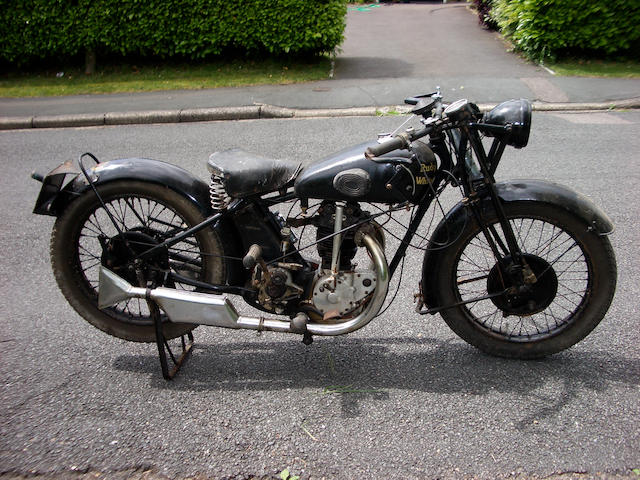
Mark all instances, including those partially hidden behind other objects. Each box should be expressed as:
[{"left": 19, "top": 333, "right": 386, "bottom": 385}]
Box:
[{"left": 1, "top": 112, "right": 639, "bottom": 479}]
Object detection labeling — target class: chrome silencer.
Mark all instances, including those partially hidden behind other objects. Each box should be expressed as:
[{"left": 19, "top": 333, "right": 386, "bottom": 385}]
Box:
[{"left": 98, "top": 267, "right": 241, "bottom": 328}]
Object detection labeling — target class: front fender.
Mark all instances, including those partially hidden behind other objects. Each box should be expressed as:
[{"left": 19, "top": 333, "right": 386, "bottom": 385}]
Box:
[
  {"left": 34, "top": 158, "right": 213, "bottom": 217},
  {"left": 494, "top": 179, "right": 613, "bottom": 235},
  {"left": 420, "top": 179, "right": 614, "bottom": 310}
]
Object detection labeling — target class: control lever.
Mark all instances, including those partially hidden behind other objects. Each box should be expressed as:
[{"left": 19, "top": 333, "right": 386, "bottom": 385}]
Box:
[{"left": 243, "top": 244, "right": 263, "bottom": 269}]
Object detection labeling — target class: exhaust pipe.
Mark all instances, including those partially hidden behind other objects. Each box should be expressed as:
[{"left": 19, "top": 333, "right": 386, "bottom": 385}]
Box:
[{"left": 98, "top": 233, "right": 389, "bottom": 336}]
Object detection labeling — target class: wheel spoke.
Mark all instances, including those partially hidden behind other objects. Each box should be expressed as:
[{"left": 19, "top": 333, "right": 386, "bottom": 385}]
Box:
[
  {"left": 532, "top": 226, "right": 564, "bottom": 257},
  {"left": 124, "top": 197, "right": 147, "bottom": 227},
  {"left": 486, "top": 309, "right": 500, "bottom": 331},
  {"left": 515, "top": 217, "right": 535, "bottom": 247},
  {"left": 86, "top": 213, "right": 110, "bottom": 237},
  {"left": 147, "top": 216, "right": 185, "bottom": 235},
  {"left": 81, "top": 259, "right": 102, "bottom": 273},
  {"left": 457, "top": 273, "right": 489, "bottom": 285}
]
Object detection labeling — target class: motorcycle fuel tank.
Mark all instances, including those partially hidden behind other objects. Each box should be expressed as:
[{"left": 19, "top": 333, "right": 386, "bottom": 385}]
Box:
[{"left": 294, "top": 140, "right": 435, "bottom": 204}]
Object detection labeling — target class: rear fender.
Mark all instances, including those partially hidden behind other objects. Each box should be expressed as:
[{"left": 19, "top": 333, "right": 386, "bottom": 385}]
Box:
[
  {"left": 34, "top": 157, "right": 213, "bottom": 217},
  {"left": 421, "top": 179, "right": 614, "bottom": 310},
  {"left": 34, "top": 157, "right": 247, "bottom": 287},
  {"left": 79, "top": 158, "right": 213, "bottom": 215}
]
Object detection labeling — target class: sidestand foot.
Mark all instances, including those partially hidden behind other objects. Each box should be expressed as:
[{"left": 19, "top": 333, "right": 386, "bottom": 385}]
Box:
[{"left": 149, "top": 301, "right": 194, "bottom": 380}]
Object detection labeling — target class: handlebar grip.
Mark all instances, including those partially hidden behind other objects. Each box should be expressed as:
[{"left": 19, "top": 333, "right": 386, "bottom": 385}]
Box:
[{"left": 365, "top": 136, "right": 407, "bottom": 158}]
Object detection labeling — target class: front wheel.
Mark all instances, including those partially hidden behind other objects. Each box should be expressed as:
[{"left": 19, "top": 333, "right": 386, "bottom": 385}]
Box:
[
  {"left": 51, "top": 180, "right": 225, "bottom": 342},
  {"left": 434, "top": 201, "right": 616, "bottom": 359}
]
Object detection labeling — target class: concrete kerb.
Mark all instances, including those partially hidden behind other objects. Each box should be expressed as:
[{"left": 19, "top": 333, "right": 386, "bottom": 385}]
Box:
[
  {"left": 180, "top": 105, "right": 261, "bottom": 122},
  {"left": 530, "top": 97, "right": 640, "bottom": 111},
  {"left": 33, "top": 112, "right": 105, "bottom": 128},
  {"left": 1, "top": 98, "right": 639, "bottom": 131},
  {"left": 0, "top": 116, "right": 34, "bottom": 130},
  {"left": 105, "top": 110, "right": 180, "bottom": 125}
]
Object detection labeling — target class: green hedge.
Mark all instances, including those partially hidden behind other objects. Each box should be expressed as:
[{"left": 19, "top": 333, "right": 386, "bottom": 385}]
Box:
[
  {"left": 471, "top": 0, "right": 498, "bottom": 30},
  {"left": 0, "top": 0, "right": 347, "bottom": 66},
  {"left": 491, "top": 0, "right": 640, "bottom": 61}
]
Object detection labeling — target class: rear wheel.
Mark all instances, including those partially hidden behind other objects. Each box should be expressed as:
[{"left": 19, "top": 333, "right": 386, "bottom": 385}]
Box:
[
  {"left": 435, "top": 201, "right": 616, "bottom": 358},
  {"left": 51, "top": 181, "right": 224, "bottom": 342}
]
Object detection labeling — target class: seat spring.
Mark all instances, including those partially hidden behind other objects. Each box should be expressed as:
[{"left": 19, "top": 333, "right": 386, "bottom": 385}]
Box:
[{"left": 209, "top": 174, "right": 231, "bottom": 211}]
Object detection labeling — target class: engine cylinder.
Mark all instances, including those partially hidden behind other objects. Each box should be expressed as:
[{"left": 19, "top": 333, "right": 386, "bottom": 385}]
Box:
[
  {"left": 316, "top": 226, "right": 357, "bottom": 270},
  {"left": 314, "top": 201, "right": 362, "bottom": 271}
]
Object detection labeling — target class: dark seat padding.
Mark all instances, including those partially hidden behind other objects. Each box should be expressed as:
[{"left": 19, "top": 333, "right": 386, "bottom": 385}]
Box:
[{"left": 207, "top": 149, "right": 302, "bottom": 198}]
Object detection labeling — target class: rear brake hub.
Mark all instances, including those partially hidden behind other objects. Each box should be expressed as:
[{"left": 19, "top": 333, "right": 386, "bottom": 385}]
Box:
[{"left": 100, "top": 230, "right": 168, "bottom": 285}]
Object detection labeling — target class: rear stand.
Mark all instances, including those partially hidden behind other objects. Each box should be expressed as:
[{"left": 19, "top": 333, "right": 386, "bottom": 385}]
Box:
[{"left": 149, "top": 300, "right": 194, "bottom": 380}]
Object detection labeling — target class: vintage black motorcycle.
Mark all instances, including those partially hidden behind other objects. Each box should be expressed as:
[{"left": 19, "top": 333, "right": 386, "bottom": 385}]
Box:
[{"left": 33, "top": 90, "right": 617, "bottom": 378}]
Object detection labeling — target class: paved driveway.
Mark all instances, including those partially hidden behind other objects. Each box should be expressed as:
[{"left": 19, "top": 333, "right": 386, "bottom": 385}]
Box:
[{"left": 336, "top": 3, "right": 546, "bottom": 79}]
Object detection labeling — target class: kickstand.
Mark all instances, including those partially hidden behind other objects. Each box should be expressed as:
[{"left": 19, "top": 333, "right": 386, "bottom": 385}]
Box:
[{"left": 149, "top": 300, "right": 194, "bottom": 380}]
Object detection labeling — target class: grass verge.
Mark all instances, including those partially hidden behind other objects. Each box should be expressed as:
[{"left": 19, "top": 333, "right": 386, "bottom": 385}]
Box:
[
  {"left": 546, "top": 58, "right": 640, "bottom": 77},
  {"left": 0, "top": 57, "right": 332, "bottom": 98}
]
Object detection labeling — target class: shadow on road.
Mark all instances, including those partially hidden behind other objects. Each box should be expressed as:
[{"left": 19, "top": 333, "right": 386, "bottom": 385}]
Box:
[
  {"left": 333, "top": 57, "right": 413, "bottom": 79},
  {"left": 113, "top": 336, "right": 639, "bottom": 422}
]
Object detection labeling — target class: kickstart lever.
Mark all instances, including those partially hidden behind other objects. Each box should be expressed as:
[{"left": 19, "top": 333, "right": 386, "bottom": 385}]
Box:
[{"left": 242, "top": 244, "right": 263, "bottom": 270}]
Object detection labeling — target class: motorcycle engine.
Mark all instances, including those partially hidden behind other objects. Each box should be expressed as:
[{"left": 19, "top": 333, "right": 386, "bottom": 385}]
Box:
[
  {"left": 249, "top": 200, "right": 384, "bottom": 320},
  {"left": 252, "top": 264, "right": 304, "bottom": 314}
]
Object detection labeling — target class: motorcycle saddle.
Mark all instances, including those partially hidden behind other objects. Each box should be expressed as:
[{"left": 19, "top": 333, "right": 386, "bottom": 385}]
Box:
[{"left": 208, "top": 148, "right": 302, "bottom": 198}]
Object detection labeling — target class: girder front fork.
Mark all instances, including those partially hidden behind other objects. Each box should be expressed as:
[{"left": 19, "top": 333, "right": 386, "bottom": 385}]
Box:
[{"left": 461, "top": 126, "right": 536, "bottom": 289}]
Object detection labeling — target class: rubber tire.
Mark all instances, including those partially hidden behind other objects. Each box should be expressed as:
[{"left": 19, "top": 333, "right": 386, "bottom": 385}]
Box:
[
  {"left": 51, "top": 180, "right": 224, "bottom": 342},
  {"left": 434, "top": 201, "right": 617, "bottom": 359}
]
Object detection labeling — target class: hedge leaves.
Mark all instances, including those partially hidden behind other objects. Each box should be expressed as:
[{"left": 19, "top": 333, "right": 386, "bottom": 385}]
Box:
[
  {"left": 0, "top": 0, "right": 347, "bottom": 66},
  {"left": 491, "top": 0, "right": 640, "bottom": 61}
]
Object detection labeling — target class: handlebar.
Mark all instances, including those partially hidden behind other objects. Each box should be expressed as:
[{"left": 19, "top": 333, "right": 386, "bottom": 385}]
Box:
[
  {"left": 364, "top": 124, "right": 435, "bottom": 158},
  {"left": 365, "top": 136, "right": 408, "bottom": 158}
]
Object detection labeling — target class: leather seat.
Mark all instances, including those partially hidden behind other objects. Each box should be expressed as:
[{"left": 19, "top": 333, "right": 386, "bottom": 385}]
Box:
[{"left": 208, "top": 149, "right": 302, "bottom": 198}]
